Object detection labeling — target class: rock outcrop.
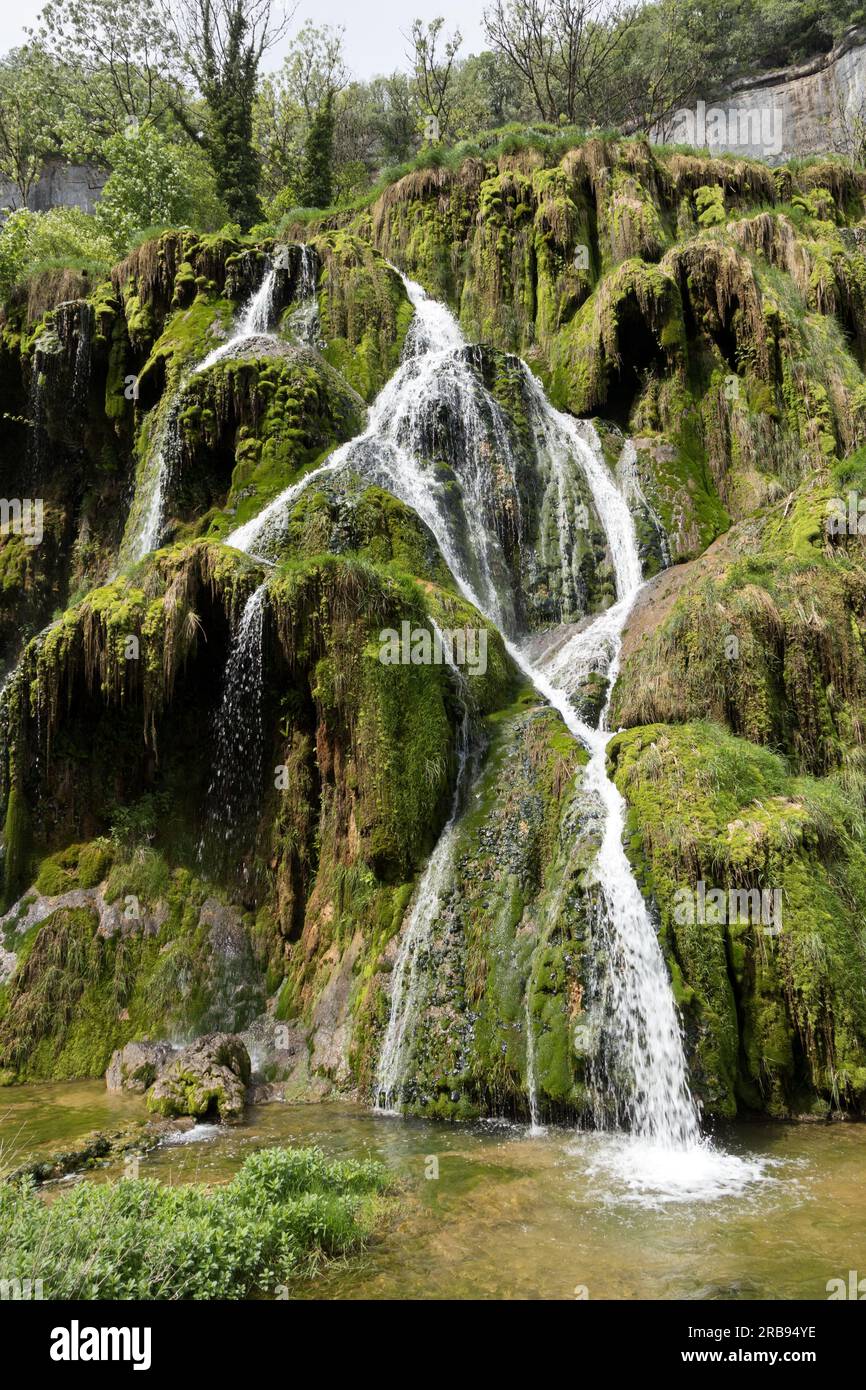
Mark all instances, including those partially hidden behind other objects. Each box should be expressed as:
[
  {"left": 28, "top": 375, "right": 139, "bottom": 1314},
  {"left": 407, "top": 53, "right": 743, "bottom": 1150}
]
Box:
[
  {"left": 105, "top": 1041, "right": 174, "bottom": 1093},
  {"left": 146, "top": 1033, "right": 252, "bottom": 1123}
]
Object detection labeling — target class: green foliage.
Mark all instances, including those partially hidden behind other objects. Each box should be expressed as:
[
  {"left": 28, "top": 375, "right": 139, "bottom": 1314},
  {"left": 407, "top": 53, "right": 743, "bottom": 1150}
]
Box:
[
  {"left": 0, "top": 1145, "right": 391, "bottom": 1298},
  {"left": 299, "top": 96, "right": 335, "bottom": 210},
  {"left": 95, "top": 126, "right": 226, "bottom": 254},
  {"left": 0, "top": 207, "right": 114, "bottom": 299},
  {"left": 0, "top": 46, "right": 62, "bottom": 207},
  {"left": 196, "top": 7, "right": 264, "bottom": 230}
]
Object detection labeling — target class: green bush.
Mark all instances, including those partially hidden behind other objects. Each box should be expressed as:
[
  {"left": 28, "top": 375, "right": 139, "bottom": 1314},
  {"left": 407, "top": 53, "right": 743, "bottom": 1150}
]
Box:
[
  {"left": 95, "top": 126, "right": 227, "bottom": 255},
  {"left": 0, "top": 1145, "right": 391, "bottom": 1299},
  {"left": 0, "top": 207, "right": 115, "bottom": 300}
]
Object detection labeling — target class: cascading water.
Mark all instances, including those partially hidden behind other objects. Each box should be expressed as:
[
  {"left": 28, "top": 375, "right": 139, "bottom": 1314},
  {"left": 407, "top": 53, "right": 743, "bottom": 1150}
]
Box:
[
  {"left": 227, "top": 267, "right": 760, "bottom": 1194},
  {"left": 374, "top": 621, "right": 474, "bottom": 1113},
  {"left": 287, "top": 243, "right": 322, "bottom": 347},
  {"left": 227, "top": 275, "right": 519, "bottom": 633},
  {"left": 196, "top": 261, "right": 279, "bottom": 376},
  {"left": 616, "top": 435, "right": 672, "bottom": 570},
  {"left": 123, "top": 248, "right": 318, "bottom": 563},
  {"left": 198, "top": 583, "right": 268, "bottom": 871}
]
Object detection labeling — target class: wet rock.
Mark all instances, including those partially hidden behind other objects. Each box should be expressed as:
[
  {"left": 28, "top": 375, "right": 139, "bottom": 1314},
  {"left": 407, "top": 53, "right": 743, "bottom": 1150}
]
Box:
[
  {"left": 0, "top": 944, "right": 16, "bottom": 985},
  {"left": 146, "top": 1032, "right": 252, "bottom": 1123},
  {"left": 105, "top": 1040, "right": 175, "bottom": 1094},
  {"left": 4, "top": 1116, "right": 194, "bottom": 1186}
]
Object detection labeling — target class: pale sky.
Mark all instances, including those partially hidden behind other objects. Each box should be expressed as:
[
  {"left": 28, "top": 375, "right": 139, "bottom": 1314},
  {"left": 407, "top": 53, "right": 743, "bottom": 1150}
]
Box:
[{"left": 0, "top": 0, "right": 489, "bottom": 80}]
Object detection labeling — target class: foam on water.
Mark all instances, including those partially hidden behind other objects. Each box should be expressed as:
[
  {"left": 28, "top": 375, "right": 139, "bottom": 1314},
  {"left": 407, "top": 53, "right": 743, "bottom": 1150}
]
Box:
[{"left": 573, "top": 1131, "right": 774, "bottom": 1208}]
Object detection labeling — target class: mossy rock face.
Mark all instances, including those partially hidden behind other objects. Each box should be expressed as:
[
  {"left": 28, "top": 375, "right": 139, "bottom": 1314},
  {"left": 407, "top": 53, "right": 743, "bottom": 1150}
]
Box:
[
  {"left": 0, "top": 526, "right": 518, "bottom": 1073},
  {"left": 613, "top": 466, "right": 866, "bottom": 776},
  {"left": 349, "top": 699, "right": 597, "bottom": 1122},
  {"left": 0, "top": 294, "right": 134, "bottom": 673},
  {"left": 275, "top": 476, "right": 456, "bottom": 587},
  {"left": 3, "top": 144, "right": 866, "bottom": 1119},
  {"left": 105, "top": 1039, "right": 174, "bottom": 1092},
  {"left": 0, "top": 874, "right": 266, "bottom": 1080},
  {"left": 311, "top": 231, "right": 414, "bottom": 401},
  {"left": 609, "top": 721, "right": 866, "bottom": 1118},
  {"left": 351, "top": 142, "right": 866, "bottom": 541},
  {"left": 156, "top": 342, "right": 366, "bottom": 544}
]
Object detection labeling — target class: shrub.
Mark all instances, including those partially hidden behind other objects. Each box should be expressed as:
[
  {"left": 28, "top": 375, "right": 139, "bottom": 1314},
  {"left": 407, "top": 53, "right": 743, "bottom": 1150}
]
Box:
[{"left": 0, "top": 1144, "right": 391, "bottom": 1299}]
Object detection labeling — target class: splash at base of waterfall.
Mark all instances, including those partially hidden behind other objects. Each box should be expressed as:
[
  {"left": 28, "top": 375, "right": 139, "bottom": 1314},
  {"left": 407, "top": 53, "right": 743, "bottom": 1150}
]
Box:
[{"left": 574, "top": 1131, "right": 771, "bottom": 1207}]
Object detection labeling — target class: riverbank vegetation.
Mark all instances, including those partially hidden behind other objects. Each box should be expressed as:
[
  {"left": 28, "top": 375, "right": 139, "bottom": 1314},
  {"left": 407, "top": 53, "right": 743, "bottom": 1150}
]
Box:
[{"left": 0, "top": 1144, "right": 393, "bottom": 1297}]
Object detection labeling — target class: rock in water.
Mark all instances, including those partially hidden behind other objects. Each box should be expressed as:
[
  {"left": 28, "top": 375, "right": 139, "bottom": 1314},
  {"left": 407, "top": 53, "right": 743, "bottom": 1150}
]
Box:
[
  {"left": 145, "top": 1033, "right": 252, "bottom": 1123},
  {"left": 105, "top": 1041, "right": 175, "bottom": 1093}
]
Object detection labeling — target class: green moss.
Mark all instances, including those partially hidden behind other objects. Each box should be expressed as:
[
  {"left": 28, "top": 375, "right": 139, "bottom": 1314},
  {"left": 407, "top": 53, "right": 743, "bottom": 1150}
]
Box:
[
  {"left": 609, "top": 721, "right": 866, "bottom": 1117},
  {"left": 313, "top": 231, "right": 413, "bottom": 401},
  {"left": 3, "top": 785, "right": 30, "bottom": 909}
]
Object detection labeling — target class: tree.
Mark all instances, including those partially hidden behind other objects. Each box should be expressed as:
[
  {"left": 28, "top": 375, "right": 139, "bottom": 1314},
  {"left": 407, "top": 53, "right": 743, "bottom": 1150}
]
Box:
[
  {"left": 254, "top": 72, "right": 303, "bottom": 201},
  {"left": 298, "top": 93, "right": 334, "bottom": 208},
  {"left": 407, "top": 17, "right": 463, "bottom": 141},
  {"left": 164, "top": 0, "right": 293, "bottom": 230},
  {"left": 368, "top": 72, "right": 418, "bottom": 163},
  {"left": 483, "top": 0, "right": 638, "bottom": 125},
  {"left": 95, "top": 123, "right": 225, "bottom": 251},
  {"left": 611, "top": 0, "right": 712, "bottom": 135},
  {"left": 282, "top": 20, "right": 348, "bottom": 119},
  {"left": 0, "top": 48, "right": 61, "bottom": 208},
  {"left": 450, "top": 49, "right": 527, "bottom": 136},
  {"left": 32, "top": 0, "right": 179, "bottom": 156},
  {"left": 263, "top": 22, "right": 347, "bottom": 211}
]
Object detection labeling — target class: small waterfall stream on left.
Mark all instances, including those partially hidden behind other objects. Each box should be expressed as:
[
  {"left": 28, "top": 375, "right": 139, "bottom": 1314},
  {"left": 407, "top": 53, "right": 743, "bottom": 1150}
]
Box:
[
  {"left": 122, "top": 247, "right": 319, "bottom": 564},
  {"left": 198, "top": 583, "right": 268, "bottom": 872}
]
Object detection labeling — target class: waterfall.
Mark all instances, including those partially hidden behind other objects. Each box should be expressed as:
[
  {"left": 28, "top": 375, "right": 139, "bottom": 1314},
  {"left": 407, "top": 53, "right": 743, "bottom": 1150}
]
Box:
[
  {"left": 373, "top": 619, "right": 473, "bottom": 1113},
  {"left": 130, "top": 395, "right": 184, "bottom": 563},
  {"left": 198, "top": 583, "right": 268, "bottom": 870},
  {"left": 525, "top": 987, "right": 543, "bottom": 1135},
  {"left": 227, "top": 275, "right": 520, "bottom": 632},
  {"left": 616, "top": 436, "right": 673, "bottom": 569},
  {"left": 123, "top": 248, "right": 318, "bottom": 563},
  {"left": 196, "top": 261, "right": 279, "bottom": 376},
  {"left": 225, "top": 266, "right": 754, "bottom": 1180},
  {"left": 287, "top": 244, "right": 321, "bottom": 347}
]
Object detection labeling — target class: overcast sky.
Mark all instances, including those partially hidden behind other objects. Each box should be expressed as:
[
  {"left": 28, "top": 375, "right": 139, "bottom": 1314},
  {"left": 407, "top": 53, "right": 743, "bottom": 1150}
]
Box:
[{"left": 0, "top": 0, "right": 489, "bottom": 80}]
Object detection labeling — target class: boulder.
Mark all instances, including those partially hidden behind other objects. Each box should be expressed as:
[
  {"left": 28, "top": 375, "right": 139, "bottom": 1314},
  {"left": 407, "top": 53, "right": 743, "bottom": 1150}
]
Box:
[
  {"left": 105, "top": 1041, "right": 174, "bottom": 1093},
  {"left": 145, "top": 1032, "right": 251, "bottom": 1123}
]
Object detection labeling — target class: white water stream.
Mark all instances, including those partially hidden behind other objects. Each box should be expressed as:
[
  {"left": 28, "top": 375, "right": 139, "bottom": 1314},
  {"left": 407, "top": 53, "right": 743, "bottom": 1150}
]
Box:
[
  {"left": 198, "top": 582, "right": 268, "bottom": 870},
  {"left": 225, "top": 267, "right": 761, "bottom": 1197},
  {"left": 124, "top": 247, "right": 321, "bottom": 563}
]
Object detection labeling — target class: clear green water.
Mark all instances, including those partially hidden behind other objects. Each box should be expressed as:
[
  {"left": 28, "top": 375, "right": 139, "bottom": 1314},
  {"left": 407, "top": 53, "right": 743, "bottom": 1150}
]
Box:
[{"left": 2, "top": 1083, "right": 864, "bottom": 1300}]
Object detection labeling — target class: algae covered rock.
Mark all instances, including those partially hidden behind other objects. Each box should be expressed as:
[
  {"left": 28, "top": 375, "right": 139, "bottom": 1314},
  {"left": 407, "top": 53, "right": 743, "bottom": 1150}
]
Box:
[
  {"left": 608, "top": 721, "right": 866, "bottom": 1118},
  {"left": 105, "top": 1040, "right": 174, "bottom": 1093},
  {"left": 146, "top": 1032, "right": 252, "bottom": 1122}
]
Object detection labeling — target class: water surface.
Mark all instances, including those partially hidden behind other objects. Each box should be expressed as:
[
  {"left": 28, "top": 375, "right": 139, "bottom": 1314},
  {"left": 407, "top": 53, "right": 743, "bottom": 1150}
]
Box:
[{"left": 2, "top": 1085, "right": 860, "bottom": 1300}]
